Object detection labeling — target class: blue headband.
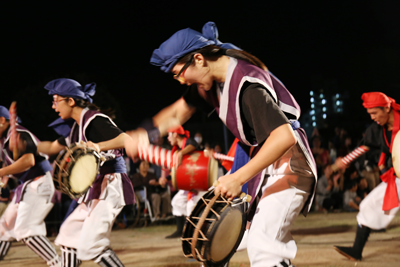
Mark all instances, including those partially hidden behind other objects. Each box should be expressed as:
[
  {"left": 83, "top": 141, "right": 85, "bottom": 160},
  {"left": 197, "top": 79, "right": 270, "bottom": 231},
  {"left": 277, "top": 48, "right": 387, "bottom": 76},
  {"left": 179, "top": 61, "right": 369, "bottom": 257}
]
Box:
[
  {"left": 0, "top": 105, "right": 21, "bottom": 123},
  {"left": 44, "top": 78, "right": 96, "bottom": 103},
  {"left": 150, "top": 21, "right": 241, "bottom": 73}
]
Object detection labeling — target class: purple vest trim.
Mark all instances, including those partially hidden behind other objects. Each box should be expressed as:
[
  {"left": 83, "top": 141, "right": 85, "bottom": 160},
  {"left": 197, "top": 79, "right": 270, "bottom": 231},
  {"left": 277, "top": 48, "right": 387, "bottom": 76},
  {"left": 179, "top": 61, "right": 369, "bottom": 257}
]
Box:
[{"left": 217, "top": 58, "right": 301, "bottom": 146}]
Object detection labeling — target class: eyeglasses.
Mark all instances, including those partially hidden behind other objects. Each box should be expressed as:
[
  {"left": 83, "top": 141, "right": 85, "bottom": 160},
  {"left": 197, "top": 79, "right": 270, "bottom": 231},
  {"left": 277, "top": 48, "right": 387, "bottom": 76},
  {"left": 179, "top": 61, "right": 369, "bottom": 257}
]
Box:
[
  {"left": 173, "top": 56, "right": 194, "bottom": 83},
  {"left": 52, "top": 98, "right": 67, "bottom": 107}
]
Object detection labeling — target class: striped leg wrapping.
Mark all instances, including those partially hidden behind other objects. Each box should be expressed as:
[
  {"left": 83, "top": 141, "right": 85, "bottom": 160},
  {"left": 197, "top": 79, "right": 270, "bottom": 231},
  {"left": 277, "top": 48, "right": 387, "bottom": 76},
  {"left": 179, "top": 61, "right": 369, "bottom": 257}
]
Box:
[
  {"left": 0, "top": 241, "right": 12, "bottom": 260},
  {"left": 94, "top": 248, "right": 124, "bottom": 267},
  {"left": 60, "top": 246, "right": 81, "bottom": 267},
  {"left": 22, "top": 236, "right": 60, "bottom": 266}
]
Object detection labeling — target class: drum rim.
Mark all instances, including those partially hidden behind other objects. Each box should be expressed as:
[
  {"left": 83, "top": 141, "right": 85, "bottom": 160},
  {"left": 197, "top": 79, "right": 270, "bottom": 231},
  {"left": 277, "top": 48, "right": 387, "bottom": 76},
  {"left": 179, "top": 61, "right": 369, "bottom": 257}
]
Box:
[{"left": 181, "top": 190, "right": 247, "bottom": 265}]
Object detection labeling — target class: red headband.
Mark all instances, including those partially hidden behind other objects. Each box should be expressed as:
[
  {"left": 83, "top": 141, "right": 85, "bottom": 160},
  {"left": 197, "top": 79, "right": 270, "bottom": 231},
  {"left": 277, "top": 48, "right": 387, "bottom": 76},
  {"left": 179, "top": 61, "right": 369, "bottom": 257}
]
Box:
[
  {"left": 167, "top": 125, "right": 190, "bottom": 138},
  {"left": 361, "top": 92, "right": 400, "bottom": 111}
]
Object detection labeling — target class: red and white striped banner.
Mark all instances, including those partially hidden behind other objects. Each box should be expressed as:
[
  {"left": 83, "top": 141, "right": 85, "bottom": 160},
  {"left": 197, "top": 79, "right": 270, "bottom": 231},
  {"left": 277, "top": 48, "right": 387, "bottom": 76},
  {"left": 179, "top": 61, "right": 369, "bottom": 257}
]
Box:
[
  {"left": 137, "top": 145, "right": 235, "bottom": 169},
  {"left": 341, "top": 145, "right": 370, "bottom": 166},
  {"left": 137, "top": 144, "right": 178, "bottom": 169},
  {"left": 212, "top": 152, "right": 234, "bottom": 162},
  {"left": 9, "top": 101, "right": 18, "bottom": 161}
]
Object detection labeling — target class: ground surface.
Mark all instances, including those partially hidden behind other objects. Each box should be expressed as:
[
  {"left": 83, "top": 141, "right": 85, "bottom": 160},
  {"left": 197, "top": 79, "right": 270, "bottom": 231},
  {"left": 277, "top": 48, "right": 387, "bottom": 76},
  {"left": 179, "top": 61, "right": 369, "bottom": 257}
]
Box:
[{"left": 2, "top": 212, "right": 400, "bottom": 267}]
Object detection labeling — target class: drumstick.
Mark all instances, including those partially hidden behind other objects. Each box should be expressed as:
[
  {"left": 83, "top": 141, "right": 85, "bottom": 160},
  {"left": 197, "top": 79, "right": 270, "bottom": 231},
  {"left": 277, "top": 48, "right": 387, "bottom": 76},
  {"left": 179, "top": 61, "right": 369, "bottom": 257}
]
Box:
[
  {"left": 9, "top": 101, "right": 18, "bottom": 161},
  {"left": 331, "top": 145, "right": 370, "bottom": 172},
  {"left": 212, "top": 180, "right": 252, "bottom": 202}
]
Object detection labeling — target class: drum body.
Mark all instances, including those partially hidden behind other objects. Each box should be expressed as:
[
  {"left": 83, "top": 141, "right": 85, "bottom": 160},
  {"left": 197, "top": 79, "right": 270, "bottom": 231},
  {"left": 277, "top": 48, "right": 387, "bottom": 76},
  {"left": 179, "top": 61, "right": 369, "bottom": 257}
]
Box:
[
  {"left": 182, "top": 190, "right": 247, "bottom": 267},
  {"left": 53, "top": 142, "right": 101, "bottom": 199},
  {"left": 393, "top": 132, "right": 400, "bottom": 178},
  {"left": 171, "top": 151, "right": 218, "bottom": 191}
]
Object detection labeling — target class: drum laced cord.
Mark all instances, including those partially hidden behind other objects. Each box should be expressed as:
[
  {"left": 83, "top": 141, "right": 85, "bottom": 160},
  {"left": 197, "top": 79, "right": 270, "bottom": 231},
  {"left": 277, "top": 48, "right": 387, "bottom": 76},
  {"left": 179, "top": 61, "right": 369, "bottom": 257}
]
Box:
[{"left": 183, "top": 190, "right": 250, "bottom": 262}]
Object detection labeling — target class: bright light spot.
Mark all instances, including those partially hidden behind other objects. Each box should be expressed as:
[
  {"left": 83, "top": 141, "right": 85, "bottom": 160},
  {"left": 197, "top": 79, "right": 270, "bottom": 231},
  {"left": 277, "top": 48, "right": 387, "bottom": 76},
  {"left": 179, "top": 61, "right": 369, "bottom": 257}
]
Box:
[
  {"left": 310, "top": 91, "right": 314, "bottom": 96},
  {"left": 311, "top": 104, "right": 315, "bottom": 108},
  {"left": 336, "top": 93, "right": 340, "bottom": 98},
  {"left": 310, "top": 97, "right": 314, "bottom": 103},
  {"left": 310, "top": 110, "right": 315, "bottom": 115},
  {"left": 323, "top": 114, "right": 327, "bottom": 119},
  {"left": 322, "top": 99, "right": 326, "bottom": 105},
  {"left": 320, "top": 93, "right": 324, "bottom": 98},
  {"left": 336, "top": 100, "right": 341, "bottom": 106},
  {"left": 322, "top": 107, "right": 327, "bottom": 112},
  {"left": 312, "top": 116, "right": 316, "bottom": 121},
  {"left": 312, "top": 122, "right": 316, "bottom": 127}
]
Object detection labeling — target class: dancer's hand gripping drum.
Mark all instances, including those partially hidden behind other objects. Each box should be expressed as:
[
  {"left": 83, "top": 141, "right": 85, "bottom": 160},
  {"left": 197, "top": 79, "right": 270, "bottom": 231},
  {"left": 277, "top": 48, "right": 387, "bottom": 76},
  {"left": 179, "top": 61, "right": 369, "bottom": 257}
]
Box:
[{"left": 137, "top": 145, "right": 220, "bottom": 191}]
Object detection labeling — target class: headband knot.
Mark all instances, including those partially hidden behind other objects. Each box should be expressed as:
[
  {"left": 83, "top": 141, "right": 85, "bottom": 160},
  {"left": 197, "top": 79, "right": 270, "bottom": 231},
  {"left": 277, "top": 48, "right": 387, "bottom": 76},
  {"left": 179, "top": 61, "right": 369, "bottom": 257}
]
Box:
[{"left": 150, "top": 21, "right": 240, "bottom": 73}]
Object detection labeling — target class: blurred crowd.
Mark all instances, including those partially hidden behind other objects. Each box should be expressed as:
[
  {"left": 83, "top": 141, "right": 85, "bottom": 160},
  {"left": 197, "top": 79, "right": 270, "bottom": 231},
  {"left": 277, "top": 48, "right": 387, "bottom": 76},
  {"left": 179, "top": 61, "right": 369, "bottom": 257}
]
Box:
[{"left": 311, "top": 126, "right": 381, "bottom": 213}]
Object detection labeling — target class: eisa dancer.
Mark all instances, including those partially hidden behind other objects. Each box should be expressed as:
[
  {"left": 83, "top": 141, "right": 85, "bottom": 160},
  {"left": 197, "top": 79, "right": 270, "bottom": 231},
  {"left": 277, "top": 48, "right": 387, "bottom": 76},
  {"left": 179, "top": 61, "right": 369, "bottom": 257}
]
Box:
[
  {"left": 37, "top": 79, "right": 134, "bottom": 267},
  {"left": 334, "top": 92, "right": 400, "bottom": 261},
  {"left": 163, "top": 126, "right": 205, "bottom": 239},
  {"left": 0, "top": 106, "right": 60, "bottom": 266},
  {"left": 126, "top": 21, "right": 317, "bottom": 267}
]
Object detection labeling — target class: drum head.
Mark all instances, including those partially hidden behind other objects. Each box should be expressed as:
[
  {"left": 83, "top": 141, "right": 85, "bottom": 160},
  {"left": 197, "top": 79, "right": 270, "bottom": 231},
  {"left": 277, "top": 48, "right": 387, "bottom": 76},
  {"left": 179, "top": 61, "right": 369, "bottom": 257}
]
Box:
[
  {"left": 69, "top": 154, "right": 98, "bottom": 193},
  {"left": 392, "top": 131, "right": 400, "bottom": 177},
  {"left": 209, "top": 208, "right": 244, "bottom": 262}
]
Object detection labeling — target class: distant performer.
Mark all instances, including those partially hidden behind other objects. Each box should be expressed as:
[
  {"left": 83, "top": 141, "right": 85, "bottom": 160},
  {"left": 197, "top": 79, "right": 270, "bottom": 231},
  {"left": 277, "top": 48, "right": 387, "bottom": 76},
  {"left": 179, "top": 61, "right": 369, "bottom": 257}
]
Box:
[
  {"left": 161, "top": 126, "right": 206, "bottom": 239},
  {"left": 334, "top": 92, "right": 400, "bottom": 261},
  {"left": 0, "top": 105, "right": 60, "bottom": 266}
]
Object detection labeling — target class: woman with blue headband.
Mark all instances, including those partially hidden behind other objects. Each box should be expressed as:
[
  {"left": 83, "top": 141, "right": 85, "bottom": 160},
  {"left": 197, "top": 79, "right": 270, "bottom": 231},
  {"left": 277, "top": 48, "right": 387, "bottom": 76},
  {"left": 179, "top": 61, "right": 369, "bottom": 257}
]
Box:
[
  {"left": 0, "top": 106, "right": 60, "bottom": 266},
  {"left": 37, "top": 78, "right": 134, "bottom": 267},
  {"left": 126, "top": 22, "right": 317, "bottom": 267}
]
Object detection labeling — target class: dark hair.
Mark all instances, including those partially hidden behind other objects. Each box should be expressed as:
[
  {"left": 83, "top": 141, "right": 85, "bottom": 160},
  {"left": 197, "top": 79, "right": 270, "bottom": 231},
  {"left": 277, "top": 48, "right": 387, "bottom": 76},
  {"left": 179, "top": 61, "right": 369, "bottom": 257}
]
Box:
[{"left": 177, "top": 45, "right": 268, "bottom": 71}]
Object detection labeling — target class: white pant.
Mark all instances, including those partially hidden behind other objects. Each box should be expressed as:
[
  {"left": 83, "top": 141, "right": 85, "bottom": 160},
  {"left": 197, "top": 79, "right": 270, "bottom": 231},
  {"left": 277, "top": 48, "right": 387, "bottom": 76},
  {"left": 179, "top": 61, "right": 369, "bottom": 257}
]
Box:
[
  {"left": 247, "top": 187, "right": 309, "bottom": 267},
  {"left": 0, "top": 172, "right": 54, "bottom": 241},
  {"left": 357, "top": 177, "right": 400, "bottom": 230},
  {"left": 55, "top": 173, "right": 124, "bottom": 260},
  {"left": 171, "top": 190, "right": 206, "bottom": 216}
]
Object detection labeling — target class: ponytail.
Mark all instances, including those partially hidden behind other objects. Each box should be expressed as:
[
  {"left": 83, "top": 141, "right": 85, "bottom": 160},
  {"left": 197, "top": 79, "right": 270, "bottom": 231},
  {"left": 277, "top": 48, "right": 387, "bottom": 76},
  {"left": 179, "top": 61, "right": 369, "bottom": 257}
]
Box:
[{"left": 177, "top": 45, "right": 268, "bottom": 71}]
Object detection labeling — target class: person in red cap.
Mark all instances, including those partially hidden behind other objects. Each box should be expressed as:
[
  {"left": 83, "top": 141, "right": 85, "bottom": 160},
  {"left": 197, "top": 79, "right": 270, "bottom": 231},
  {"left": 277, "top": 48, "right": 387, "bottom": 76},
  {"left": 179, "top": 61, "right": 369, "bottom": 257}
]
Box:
[
  {"left": 334, "top": 92, "right": 400, "bottom": 261},
  {"left": 162, "top": 126, "right": 206, "bottom": 238}
]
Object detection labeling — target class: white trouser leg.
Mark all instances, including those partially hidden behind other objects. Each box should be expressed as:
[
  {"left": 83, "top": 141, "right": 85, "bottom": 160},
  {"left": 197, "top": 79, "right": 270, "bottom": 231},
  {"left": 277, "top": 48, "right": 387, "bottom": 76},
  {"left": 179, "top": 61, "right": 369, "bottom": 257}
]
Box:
[
  {"left": 14, "top": 174, "right": 55, "bottom": 240},
  {"left": 0, "top": 196, "right": 18, "bottom": 241},
  {"left": 357, "top": 178, "right": 400, "bottom": 230},
  {"left": 55, "top": 174, "right": 124, "bottom": 261},
  {"left": 171, "top": 190, "right": 188, "bottom": 216},
  {"left": 247, "top": 187, "right": 309, "bottom": 267}
]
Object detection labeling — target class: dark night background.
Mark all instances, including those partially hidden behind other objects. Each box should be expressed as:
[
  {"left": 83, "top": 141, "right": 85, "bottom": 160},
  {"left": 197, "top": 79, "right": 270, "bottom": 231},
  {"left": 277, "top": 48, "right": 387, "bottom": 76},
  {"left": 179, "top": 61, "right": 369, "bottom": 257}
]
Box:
[{"left": 2, "top": 1, "right": 400, "bottom": 150}]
